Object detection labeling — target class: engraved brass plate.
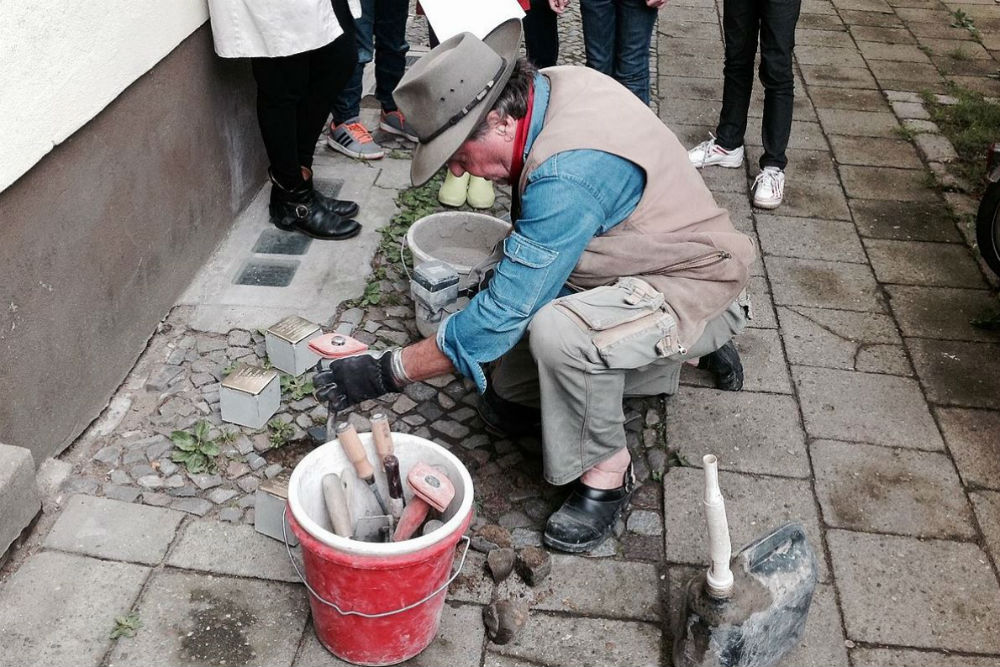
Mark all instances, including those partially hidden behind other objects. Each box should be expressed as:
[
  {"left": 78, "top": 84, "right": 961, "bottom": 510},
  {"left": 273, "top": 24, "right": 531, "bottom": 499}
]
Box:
[
  {"left": 267, "top": 315, "right": 320, "bottom": 344},
  {"left": 220, "top": 365, "right": 278, "bottom": 395}
]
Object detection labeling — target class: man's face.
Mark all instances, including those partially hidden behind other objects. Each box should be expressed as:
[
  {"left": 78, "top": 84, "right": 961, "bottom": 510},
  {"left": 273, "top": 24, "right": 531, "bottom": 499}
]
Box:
[{"left": 445, "top": 113, "right": 515, "bottom": 184}]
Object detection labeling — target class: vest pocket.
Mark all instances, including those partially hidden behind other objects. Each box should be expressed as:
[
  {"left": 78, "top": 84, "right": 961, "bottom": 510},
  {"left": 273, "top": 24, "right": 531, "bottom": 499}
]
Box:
[{"left": 492, "top": 232, "right": 559, "bottom": 317}]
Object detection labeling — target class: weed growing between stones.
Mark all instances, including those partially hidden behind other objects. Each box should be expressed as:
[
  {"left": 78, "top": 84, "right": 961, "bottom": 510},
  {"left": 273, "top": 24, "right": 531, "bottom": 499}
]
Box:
[
  {"left": 922, "top": 86, "right": 1000, "bottom": 196},
  {"left": 170, "top": 420, "right": 221, "bottom": 474},
  {"left": 109, "top": 612, "right": 142, "bottom": 639},
  {"left": 279, "top": 373, "right": 314, "bottom": 401},
  {"left": 268, "top": 417, "right": 295, "bottom": 448}
]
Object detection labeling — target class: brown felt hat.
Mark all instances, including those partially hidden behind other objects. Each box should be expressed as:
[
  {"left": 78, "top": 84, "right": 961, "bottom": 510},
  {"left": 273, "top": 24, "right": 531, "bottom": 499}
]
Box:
[{"left": 393, "top": 19, "right": 523, "bottom": 186}]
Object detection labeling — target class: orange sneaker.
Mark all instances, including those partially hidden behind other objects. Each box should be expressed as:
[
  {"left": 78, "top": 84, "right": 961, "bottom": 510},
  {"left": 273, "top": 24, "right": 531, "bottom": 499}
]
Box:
[{"left": 327, "top": 118, "right": 384, "bottom": 160}]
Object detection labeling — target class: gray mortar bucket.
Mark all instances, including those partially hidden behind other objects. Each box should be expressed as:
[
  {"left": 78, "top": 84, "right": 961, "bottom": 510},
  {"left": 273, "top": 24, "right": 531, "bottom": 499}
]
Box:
[{"left": 405, "top": 211, "right": 510, "bottom": 290}]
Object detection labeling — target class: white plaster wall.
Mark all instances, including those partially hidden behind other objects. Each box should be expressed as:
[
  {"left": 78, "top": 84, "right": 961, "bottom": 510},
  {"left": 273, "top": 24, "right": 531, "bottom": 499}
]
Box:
[{"left": 0, "top": 0, "right": 210, "bottom": 192}]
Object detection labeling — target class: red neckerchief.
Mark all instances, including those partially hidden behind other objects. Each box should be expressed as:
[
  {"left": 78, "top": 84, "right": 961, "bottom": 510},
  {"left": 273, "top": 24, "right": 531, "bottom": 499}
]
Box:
[{"left": 508, "top": 83, "right": 535, "bottom": 189}]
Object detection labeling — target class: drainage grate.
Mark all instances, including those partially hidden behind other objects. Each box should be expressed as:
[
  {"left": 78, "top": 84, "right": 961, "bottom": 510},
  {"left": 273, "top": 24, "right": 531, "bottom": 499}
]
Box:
[
  {"left": 234, "top": 259, "right": 300, "bottom": 287},
  {"left": 253, "top": 229, "right": 312, "bottom": 255}
]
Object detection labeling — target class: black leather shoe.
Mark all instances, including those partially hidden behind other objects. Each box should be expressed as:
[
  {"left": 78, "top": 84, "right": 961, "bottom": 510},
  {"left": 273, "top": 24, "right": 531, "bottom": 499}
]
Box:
[
  {"left": 476, "top": 385, "right": 542, "bottom": 438},
  {"left": 543, "top": 464, "right": 636, "bottom": 553},
  {"left": 301, "top": 167, "right": 360, "bottom": 218},
  {"left": 698, "top": 340, "right": 744, "bottom": 391},
  {"left": 269, "top": 174, "right": 361, "bottom": 241}
]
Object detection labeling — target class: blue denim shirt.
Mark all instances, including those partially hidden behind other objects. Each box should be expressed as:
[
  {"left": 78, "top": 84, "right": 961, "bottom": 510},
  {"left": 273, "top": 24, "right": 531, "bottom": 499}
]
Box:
[{"left": 436, "top": 74, "right": 647, "bottom": 391}]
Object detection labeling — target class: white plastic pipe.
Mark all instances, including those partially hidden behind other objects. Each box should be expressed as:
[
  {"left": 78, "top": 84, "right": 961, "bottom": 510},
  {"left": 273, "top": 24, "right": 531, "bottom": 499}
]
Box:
[{"left": 703, "top": 454, "right": 734, "bottom": 599}]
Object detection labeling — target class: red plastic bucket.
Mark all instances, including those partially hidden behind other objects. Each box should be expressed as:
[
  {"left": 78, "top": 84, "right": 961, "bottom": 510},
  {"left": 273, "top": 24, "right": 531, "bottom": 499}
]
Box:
[{"left": 286, "top": 433, "right": 474, "bottom": 666}]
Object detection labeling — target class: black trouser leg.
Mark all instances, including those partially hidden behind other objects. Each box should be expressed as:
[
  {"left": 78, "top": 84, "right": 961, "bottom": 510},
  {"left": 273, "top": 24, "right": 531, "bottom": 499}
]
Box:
[
  {"left": 758, "top": 0, "right": 800, "bottom": 170},
  {"left": 524, "top": 0, "right": 559, "bottom": 68},
  {"left": 297, "top": 33, "right": 356, "bottom": 170},
  {"left": 715, "top": 0, "right": 761, "bottom": 151}
]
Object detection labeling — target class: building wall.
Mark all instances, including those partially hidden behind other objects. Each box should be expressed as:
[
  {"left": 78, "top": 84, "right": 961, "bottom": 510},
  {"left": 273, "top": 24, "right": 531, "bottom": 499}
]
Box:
[{"left": 0, "top": 26, "right": 267, "bottom": 464}]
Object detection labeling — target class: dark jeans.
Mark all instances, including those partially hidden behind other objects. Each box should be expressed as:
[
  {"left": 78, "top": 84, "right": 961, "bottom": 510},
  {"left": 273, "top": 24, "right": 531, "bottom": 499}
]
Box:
[
  {"left": 251, "top": 0, "right": 357, "bottom": 188},
  {"left": 579, "top": 0, "right": 657, "bottom": 104},
  {"left": 524, "top": 0, "right": 559, "bottom": 68},
  {"left": 715, "top": 0, "right": 801, "bottom": 170},
  {"left": 332, "top": 0, "right": 410, "bottom": 123}
]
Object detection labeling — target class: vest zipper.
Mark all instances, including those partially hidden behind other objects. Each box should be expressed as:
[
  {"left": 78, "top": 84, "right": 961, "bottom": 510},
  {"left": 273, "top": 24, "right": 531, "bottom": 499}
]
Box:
[{"left": 659, "top": 250, "right": 731, "bottom": 274}]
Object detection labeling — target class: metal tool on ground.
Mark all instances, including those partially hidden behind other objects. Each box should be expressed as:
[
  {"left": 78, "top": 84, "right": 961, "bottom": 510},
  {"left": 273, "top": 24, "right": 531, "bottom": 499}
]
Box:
[
  {"left": 393, "top": 462, "right": 456, "bottom": 541},
  {"left": 321, "top": 473, "right": 353, "bottom": 537},
  {"left": 383, "top": 454, "right": 405, "bottom": 520},
  {"left": 673, "top": 455, "right": 818, "bottom": 667},
  {"left": 335, "top": 422, "right": 390, "bottom": 515}
]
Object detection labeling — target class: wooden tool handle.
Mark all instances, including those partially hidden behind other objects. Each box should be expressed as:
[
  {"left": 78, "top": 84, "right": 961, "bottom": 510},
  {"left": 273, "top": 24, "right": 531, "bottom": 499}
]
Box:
[
  {"left": 371, "top": 413, "right": 394, "bottom": 462},
  {"left": 392, "top": 497, "right": 431, "bottom": 541},
  {"left": 336, "top": 422, "right": 374, "bottom": 480},
  {"left": 321, "top": 473, "right": 353, "bottom": 537}
]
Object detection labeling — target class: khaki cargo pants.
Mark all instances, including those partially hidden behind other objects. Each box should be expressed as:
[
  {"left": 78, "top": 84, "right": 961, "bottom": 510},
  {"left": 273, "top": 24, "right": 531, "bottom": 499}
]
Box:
[{"left": 491, "top": 277, "right": 748, "bottom": 486}]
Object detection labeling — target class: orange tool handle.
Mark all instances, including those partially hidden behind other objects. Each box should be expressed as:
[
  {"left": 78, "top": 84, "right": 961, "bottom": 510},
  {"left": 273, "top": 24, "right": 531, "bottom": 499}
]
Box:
[
  {"left": 371, "top": 413, "right": 394, "bottom": 462},
  {"left": 336, "top": 422, "right": 374, "bottom": 481}
]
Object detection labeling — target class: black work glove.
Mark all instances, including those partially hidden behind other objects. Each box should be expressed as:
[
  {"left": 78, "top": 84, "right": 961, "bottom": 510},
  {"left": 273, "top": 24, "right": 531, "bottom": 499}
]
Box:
[{"left": 313, "top": 350, "right": 404, "bottom": 411}]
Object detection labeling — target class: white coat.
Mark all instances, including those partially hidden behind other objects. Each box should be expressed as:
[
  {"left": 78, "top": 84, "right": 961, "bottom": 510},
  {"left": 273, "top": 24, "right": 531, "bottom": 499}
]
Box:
[{"left": 207, "top": 0, "right": 362, "bottom": 58}]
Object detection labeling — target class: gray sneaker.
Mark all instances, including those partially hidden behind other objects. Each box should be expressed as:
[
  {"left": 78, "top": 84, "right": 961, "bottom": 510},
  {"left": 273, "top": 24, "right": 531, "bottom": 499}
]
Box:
[
  {"left": 327, "top": 119, "right": 384, "bottom": 160},
  {"left": 379, "top": 110, "right": 418, "bottom": 142}
]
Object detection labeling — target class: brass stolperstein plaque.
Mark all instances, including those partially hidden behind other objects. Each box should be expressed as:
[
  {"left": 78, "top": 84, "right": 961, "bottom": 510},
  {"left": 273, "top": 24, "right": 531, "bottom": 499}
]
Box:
[
  {"left": 267, "top": 315, "right": 319, "bottom": 344},
  {"left": 221, "top": 365, "right": 278, "bottom": 395}
]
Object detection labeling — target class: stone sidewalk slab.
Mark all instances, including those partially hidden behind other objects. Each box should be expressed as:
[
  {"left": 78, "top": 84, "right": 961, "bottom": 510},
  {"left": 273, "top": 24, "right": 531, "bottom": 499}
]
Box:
[
  {"left": 886, "top": 285, "right": 1000, "bottom": 342},
  {"left": 757, "top": 215, "right": 866, "bottom": 263},
  {"left": 485, "top": 613, "right": 662, "bottom": 667},
  {"left": 797, "top": 28, "right": 856, "bottom": 47},
  {"left": 665, "top": 388, "right": 810, "bottom": 477},
  {"left": 682, "top": 327, "right": 793, "bottom": 394},
  {"left": 745, "top": 119, "right": 828, "bottom": 150},
  {"left": 796, "top": 45, "right": 869, "bottom": 67},
  {"left": 971, "top": 490, "right": 1000, "bottom": 569},
  {"left": 856, "top": 41, "right": 933, "bottom": 61},
  {"left": 811, "top": 440, "right": 976, "bottom": 539},
  {"left": 828, "top": 135, "right": 923, "bottom": 168},
  {"left": 809, "top": 86, "right": 889, "bottom": 111},
  {"left": 0, "top": 551, "right": 149, "bottom": 667},
  {"left": 777, "top": 306, "right": 907, "bottom": 374},
  {"left": 746, "top": 275, "right": 779, "bottom": 328},
  {"left": 294, "top": 603, "right": 486, "bottom": 667},
  {"left": 866, "top": 239, "right": 987, "bottom": 288},
  {"left": 936, "top": 408, "right": 1000, "bottom": 491},
  {"left": 851, "top": 648, "right": 1000, "bottom": 666},
  {"left": 774, "top": 179, "right": 853, "bottom": 219},
  {"left": 661, "top": 466, "right": 827, "bottom": 580},
  {"left": 658, "top": 97, "right": 722, "bottom": 128},
  {"left": 747, "top": 147, "right": 839, "bottom": 183},
  {"left": 828, "top": 530, "right": 1000, "bottom": 652},
  {"left": 106, "top": 569, "right": 308, "bottom": 667},
  {"left": 840, "top": 167, "right": 938, "bottom": 202},
  {"left": 165, "top": 519, "right": 299, "bottom": 582},
  {"left": 0, "top": 443, "right": 39, "bottom": 558},
  {"left": 793, "top": 366, "right": 944, "bottom": 449},
  {"left": 907, "top": 338, "right": 1000, "bottom": 408},
  {"left": 767, "top": 256, "right": 885, "bottom": 312},
  {"left": 850, "top": 199, "right": 962, "bottom": 242},
  {"left": 816, "top": 109, "right": 901, "bottom": 137},
  {"left": 800, "top": 64, "right": 879, "bottom": 89},
  {"left": 851, "top": 26, "right": 917, "bottom": 43},
  {"left": 43, "top": 494, "right": 184, "bottom": 565}
]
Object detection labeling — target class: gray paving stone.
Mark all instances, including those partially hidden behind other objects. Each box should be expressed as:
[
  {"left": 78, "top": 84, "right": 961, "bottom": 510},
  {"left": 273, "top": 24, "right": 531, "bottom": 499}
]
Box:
[
  {"left": 486, "top": 613, "right": 661, "bottom": 667},
  {"left": 665, "top": 388, "right": 810, "bottom": 477},
  {"left": 854, "top": 343, "right": 912, "bottom": 375},
  {"left": 857, "top": 41, "right": 932, "bottom": 61},
  {"left": 170, "top": 497, "right": 214, "bottom": 516},
  {"left": 93, "top": 443, "right": 123, "bottom": 465},
  {"left": 106, "top": 568, "right": 307, "bottom": 667},
  {"left": 800, "top": 64, "right": 879, "bottom": 89},
  {"left": 851, "top": 26, "right": 916, "bottom": 43},
  {"left": 868, "top": 239, "right": 989, "bottom": 288},
  {"left": 662, "top": 466, "right": 827, "bottom": 580},
  {"left": 797, "top": 12, "right": 847, "bottom": 30},
  {"left": 683, "top": 327, "right": 792, "bottom": 393},
  {"left": 659, "top": 96, "right": 722, "bottom": 128},
  {"left": 166, "top": 520, "right": 299, "bottom": 582},
  {"left": 887, "top": 285, "right": 1000, "bottom": 342},
  {"left": 850, "top": 198, "right": 962, "bottom": 242},
  {"left": 840, "top": 166, "right": 938, "bottom": 201},
  {"left": 891, "top": 100, "right": 931, "bottom": 120},
  {"left": 851, "top": 648, "right": 1000, "bottom": 666},
  {"left": 797, "top": 29, "right": 855, "bottom": 49},
  {"left": 746, "top": 275, "right": 779, "bottom": 328},
  {"left": 448, "top": 549, "right": 494, "bottom": 604},
  {"left": 0, "top": 551, "right": 149, "bottom": 667},
  {"left": 907, "top": 338, "right": 1000, "bottom": 408},
  {"left": 828, "top": 530, "right": 1000, "bottom": 652},
  {"left": 145, "top": 364, "right": 184, "bottom": 392},
  {"left": 188, "top": 472, "right": 223, "bottom": 490},
  {"left": 627, "top": 510, "right": 664, "bottom": 536},
  {"left": 747, "top": 148, "right": 839, "bottom": 185},
  {"left": 971, "top": 490, "right": 1000, "bottom": 569},
  {"left": 775, "top": 179, "right": 852, "bottom": 220},
  {"left": 828, "top": 135, "right": 923, "bottom": 168},
  {"left": 809, "top": 86, "right": 889, "bottom": 111},
  {"left": 757, "top": 215, "right": 866, "bottom": 262},
  {"left": 793, "top": 366, "right": 944, "bottom": 449},
  {"left": 936, "top": 408, "right": 1000, "bottom": 491},
  {"left": 745, "top": 119, "right": 828, "bottom": 151},
  {"left": 766, "top": 256, "right": 885, "bottom": 312},
  {"left": 795, "top": 44, "right": 868, "bottom": 66},
  {"left": 817, "top": 109, "right": 900, "bottom": 137},
  {"left": 778, "top": 306, "right": 905, "bottom": 372},
  {"left": 812, "top": 440, "right": 976, "bottom": 538},
  {"left": 914, "top": 132, "right": 959, "bottom": 162}
]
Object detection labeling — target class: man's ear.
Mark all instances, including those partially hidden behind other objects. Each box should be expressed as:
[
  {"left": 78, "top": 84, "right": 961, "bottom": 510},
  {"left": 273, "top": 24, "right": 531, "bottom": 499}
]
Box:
[{"left": 487, "top": 111, "right": 517, "bottom": 139}]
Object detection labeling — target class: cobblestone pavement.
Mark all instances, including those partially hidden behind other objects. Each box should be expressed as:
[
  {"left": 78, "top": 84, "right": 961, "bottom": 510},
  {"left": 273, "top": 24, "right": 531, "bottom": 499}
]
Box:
[{"left": 3, "top": 1, "right": 1000, "bottom": 666}]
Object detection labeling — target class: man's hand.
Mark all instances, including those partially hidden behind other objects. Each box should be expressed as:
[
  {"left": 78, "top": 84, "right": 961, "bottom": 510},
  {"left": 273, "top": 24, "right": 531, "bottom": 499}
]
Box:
[
  {"left": 313, "top": 349, "right": 404, "bottom": 411},
  {"left": 646, "top": 0, "right": 668, "bottom": 7},
  {"left": 549, "top": 0, "right": 570, "bottom": 14}
]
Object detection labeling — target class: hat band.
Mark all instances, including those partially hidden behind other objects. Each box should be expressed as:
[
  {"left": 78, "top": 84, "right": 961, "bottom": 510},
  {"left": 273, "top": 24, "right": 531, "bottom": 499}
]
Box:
[{"left": 418, "top": 59, "right": 508, "bottom": 144}]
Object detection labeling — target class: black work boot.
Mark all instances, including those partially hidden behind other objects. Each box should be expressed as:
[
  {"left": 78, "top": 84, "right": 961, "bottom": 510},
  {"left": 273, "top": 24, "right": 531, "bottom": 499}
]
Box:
[
  {"left": 269, "top": 172, "right": 361, "bottom": 241},
  {"left": 698, "top": 340, "right": 744, "bottom": 391},
  {"left": 543, "top": 463, "right": 636, "bottom": 554},
  {"left": 301, "top": 166, "right": 360, "bottom": 219},
  {"left": 476, "top": 385, "right": 542, "bottom": 438}
]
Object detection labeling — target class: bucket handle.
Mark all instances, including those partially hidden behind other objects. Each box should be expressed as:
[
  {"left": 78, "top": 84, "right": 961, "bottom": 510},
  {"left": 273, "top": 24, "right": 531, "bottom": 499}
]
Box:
[{"left": 282, "top": 507, "right": 471, "bottom": 618}]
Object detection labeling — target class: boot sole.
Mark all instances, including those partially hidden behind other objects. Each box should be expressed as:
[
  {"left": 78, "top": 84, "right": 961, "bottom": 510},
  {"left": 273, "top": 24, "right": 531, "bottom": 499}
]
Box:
[
  {"left": 378, "top": 122, "right": 418, "bottom": 143},
  {"left": 272, "top": 220, "right": 362, "bottom": 241}
]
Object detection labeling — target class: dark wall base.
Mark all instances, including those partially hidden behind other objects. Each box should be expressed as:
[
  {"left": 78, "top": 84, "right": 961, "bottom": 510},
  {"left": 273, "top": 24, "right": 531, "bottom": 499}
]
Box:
[{"left": 0, "top": 25, "right": 267, "bottom": 464}]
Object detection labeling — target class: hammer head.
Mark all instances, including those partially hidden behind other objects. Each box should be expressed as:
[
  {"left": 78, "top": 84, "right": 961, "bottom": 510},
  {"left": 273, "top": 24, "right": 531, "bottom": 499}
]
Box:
[{"left": 406, "top": 462, "right": 455, "bottom": 513}]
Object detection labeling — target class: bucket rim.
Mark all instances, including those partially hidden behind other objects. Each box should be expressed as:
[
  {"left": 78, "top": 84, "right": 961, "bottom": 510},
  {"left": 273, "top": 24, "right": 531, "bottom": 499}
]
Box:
[
  {"left": 404, "top": 211, "right": 511, "bottom": 273},
  {"left": 287, "top": 432, "right": 474, "bottom": 556}
]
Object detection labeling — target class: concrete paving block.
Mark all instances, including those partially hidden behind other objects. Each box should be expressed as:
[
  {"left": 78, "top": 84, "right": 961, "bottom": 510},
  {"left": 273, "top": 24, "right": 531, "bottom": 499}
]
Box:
[
  {"left": 373, "top": 156, "right": 414, "bottom": 190},
  {"left": 854, "top": 343, "right": 913, "bottom": 375},
  {"left": 681, "top": 327, "right": 792, "bottom": 394},
  {"left": 661, "top": 466, "right": 827, "bottom": 580},
  {"left": 851, "top": 26, "right": 916, "bottom": 43},
  {"left": 747, "top": 148, "right": 838, "bottom": 184},
  {"left": 886, "top": 285, "right": 1000, "bottom": 342},
  {"left": 817, "top": 109, "right": 901, "bottom": 137},
  {"left": 809, "top": 86, "right": 888, "bottom": 111},
  {"left": 936, "top": 408, "right": 1000, "bottom": 490},
  {"left": 106, "top": 569, "right": 307, "bottom": 667},
  {"left": 166, "top": 520, "right": 299, "bottom": 582},
  {"left": 43, "top": 494, "right": 183, "bottom": 565},
  {"left": 777, "top": 306, "right": 904, "bottom": 373},
  {"left": 812, "top": 440, "right": 976, "bottom": 539},
  {"left": 0, "top": 443, "right": 40, "bottom": 558},
  {"left": 486, "top": 613, "right": 661, "bottom": 667},
  {"left": 971, "top": 490, "right": 1000, "bottom": 569},
  {"left": 907, "top": 338, "right": 1000, "bottom": 408},
  {"left": 294, "top": 603, "right": 486, "bottom": 667},
  {"left": 851, "top": 648, "right": 1000, "bottom": 666},
  {"left": 757, "top": 215, "right": 866, "bottom": 263},
  {"left": 869, "top": 59, "right": 942, "bottom": 83},
  {"left": 667, "top": 55, "right": 726, "bottom": 79},
  {"left": 891, "top": 100, "right": 931, "bottom": 120},
  {"left": 828, "top": 530, "right": 1000, "bottom": 652},
  {"left": 658, "top": 76, "right": 723, "bottom": 103},
  {"left": 828, "top": 135, "right": 923, "bottom": 168},
  {"left": 915, "top": 38, "right": 992, "bottom": 60},
  {"left": 914, "top": 132, "right": 959, "bottom": 162},
  {"left": 745, "top": 119, "right": 828, "bottom": 151},
  {"left": 766, "top": 256, "right": 885, "bottom": 312},
  {"left": 447, "top": 549, "right": 494, "bottom": 604},
  {"left": 858, "top": 41, "right": 932, "bottom": 61},
  {"left": 0, "top": 551, "right": 149, "bottom": 667},
  {"left": 800, "top": 64, "right": 879, "bottom": 89},
  {"left": 495, "top": 555, "right": 662, "bottom": 621},
  {"left": 840, "top": 166, "right": 938, "bottom": 202},
  {"left": 797, "top": 12, "right": 847, "bottom": 30},
  {"left": 795, "top": 44, "right": 868, "bottom": 66},
  {"left": 659, "top": 97, "right": 723, "bottom": 129},
  {"left": 797, "top": 29, "right": 855, "bottom": 48},
  {"left": 868, "top": 238, "right": 988, "bottom": 288},
  {"left": 795, "top": 365, "right": 944, "bottom": 448},
  {"left": 745, "top": 275, "right": 778, "bottom": 329},
  {"left": 665, "top": 388, "right": 810, "bottom": 477},
  {"left": 698, "top": 165, "right": 748, "bottom": 195},
  {"left": 849, "top": 198, "right": 961, "bottom": 242},
  {"left": 773, "top": 179, "right": 852, "bottom": 220}
]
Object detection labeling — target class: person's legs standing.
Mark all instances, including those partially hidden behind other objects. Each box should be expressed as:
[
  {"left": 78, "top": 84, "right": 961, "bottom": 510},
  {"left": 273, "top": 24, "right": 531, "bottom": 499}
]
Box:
[
  {"left": 757, "top": 0, "right": 800, "bottom": 171},
  {"left": 716, "top": 0, "right": 761, "bottom": 153},
  {"left": 524, "top": 0, "right": 560, "bottom": 68},
  {"left": 252, "top": 52, "right": 312, "bottom": 190},
  {"left": 612, "top": 0, "right": 657, "bottom": 104},
  {"left": 373, "top": 0, "right": 417, "bottom": 140},
  {"left": 299, "top": 32, "right": 357, "bottom": 172},
  {"left": 580, "top": 0, "right": 616, "bottom": 77},
  {"left": 328, "top": 0, "right": 385, "bottom": 159}
]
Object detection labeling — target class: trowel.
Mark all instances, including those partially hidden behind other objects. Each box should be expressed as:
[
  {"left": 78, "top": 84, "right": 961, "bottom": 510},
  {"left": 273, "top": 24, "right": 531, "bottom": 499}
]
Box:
[{"left": 673, "top": 455, "right": 818, "bottom": 667}]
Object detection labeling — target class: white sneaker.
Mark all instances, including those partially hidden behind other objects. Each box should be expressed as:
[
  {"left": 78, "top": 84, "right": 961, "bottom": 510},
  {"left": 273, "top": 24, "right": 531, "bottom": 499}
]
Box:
[
  {"left": 688, "top": 136, "right": 745, "bottom": 168},
  {"left": 752, "top": 167, "right": 785, "bottom": 209}
]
